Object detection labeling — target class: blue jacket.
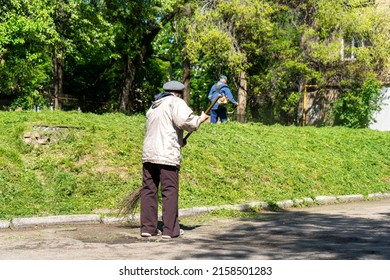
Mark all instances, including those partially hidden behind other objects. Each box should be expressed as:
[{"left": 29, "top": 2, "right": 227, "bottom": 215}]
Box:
[{"left": 208, "top": 81, "right": 237, "bottom": 110}]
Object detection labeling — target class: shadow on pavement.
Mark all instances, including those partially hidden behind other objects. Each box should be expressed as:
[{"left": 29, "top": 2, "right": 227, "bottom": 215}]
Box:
[{"left": 177, "top": 209, "right": 390, "bottom": 260}]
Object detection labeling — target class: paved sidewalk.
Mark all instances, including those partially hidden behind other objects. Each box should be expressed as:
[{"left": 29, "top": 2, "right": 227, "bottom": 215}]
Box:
[
  {"left": 2, "top": 193, "right": 389, "bottom": 229},
  {"left": 1, "top": 197, "right": 389, "bottom": 260}
]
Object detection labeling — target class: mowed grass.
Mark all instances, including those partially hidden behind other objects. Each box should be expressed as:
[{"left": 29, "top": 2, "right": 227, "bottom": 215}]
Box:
[{"left": 0, "top": 110, "right": 389, "bottom": 219}]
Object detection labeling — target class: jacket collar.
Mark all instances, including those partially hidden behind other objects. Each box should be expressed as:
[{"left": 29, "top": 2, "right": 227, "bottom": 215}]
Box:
[{"left": 154, "top": 91, "right": 174, "bottom": 101}]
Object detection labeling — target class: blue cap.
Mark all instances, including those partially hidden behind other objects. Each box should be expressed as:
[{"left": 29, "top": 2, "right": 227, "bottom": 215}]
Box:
[{"left": 219, "top": 75, "right": 228, "bottom": 80}]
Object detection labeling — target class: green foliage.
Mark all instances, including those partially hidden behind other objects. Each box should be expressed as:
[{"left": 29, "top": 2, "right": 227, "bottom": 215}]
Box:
[
  {"left": 0, "top": 0, "right": 56, "bottom": 107},
  {"left": 0, "top": 111, "right": 389, "bottom": 219},
  {"left": 248, "top": 0, "right": 390, "bottom": 124},
  {"left": 187, "top": 0, "right": 275, "bottom": 73},
  {"left": 0, "top": 0, "right": 389, "bottom": 126},
  {"left": 333, "top": 77, "right": 383, "bottom": 128}
]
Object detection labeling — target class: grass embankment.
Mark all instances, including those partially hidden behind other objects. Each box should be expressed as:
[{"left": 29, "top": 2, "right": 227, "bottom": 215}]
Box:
[{"left": 0, "top": 110, "right": 389, "bottom": 219}]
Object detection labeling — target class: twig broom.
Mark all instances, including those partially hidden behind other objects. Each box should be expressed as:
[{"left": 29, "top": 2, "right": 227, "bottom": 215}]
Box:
[{"left": 117, "top": 95, "right": 222, "bottom": 217}]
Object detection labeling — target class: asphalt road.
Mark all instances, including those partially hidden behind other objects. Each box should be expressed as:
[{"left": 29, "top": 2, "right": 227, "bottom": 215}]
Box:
[{"left": 1, "top": 199, "right": 390, "bottom": 260}]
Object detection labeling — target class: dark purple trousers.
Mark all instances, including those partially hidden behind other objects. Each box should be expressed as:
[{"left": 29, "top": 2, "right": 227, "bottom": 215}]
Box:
[{"left": 140, "top": 162, "right": 180, "bottom": 237}]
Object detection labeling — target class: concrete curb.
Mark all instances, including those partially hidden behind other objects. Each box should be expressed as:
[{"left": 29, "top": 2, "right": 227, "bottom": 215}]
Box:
[
  {"left": 11, "top": 214, "right": 101, "bottom": 228},
  {"left": 0, "top": 220, "right": 10, "bottom": 229},
  {"left": 368, "top": 192, "right": 390, "bottom": 199},
  {"left": 1, "top": 193, "right": 389, "bottom": 229}
]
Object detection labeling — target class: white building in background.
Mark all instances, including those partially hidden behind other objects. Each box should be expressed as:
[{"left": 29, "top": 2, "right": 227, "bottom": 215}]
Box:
[
  {"left": 370, "top": 86, "right": 390, "bottom": 131},
  {"left": 370, "top": 0, "right": 390, "bottom": 131}
]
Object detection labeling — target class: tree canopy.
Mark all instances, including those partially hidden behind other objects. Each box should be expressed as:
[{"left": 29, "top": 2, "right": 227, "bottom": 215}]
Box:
[{"left": 1, "top": 0, "right": 389, "bottom": 127}]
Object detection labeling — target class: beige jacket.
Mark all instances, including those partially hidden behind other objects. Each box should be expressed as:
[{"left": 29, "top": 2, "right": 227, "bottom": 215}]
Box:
[{"left": 142, "top": 93, "right": 202, "bottom": 168}]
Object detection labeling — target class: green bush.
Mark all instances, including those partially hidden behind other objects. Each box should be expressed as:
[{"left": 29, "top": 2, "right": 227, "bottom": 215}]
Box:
[{"left": 333, "top": 78, "right": 383, "bottom": 128}]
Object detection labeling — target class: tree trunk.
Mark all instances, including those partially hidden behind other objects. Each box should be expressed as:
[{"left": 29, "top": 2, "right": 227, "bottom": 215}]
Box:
[
  {"left": 298, "top": 77, "right": 306, "bottom": 126},
  {"left": 237, "top": 70, "right": 247, "bottom": 123},
  {"left": 118, "top": 8, "right": 177, "bottom": 114},
  {"left": 118, "top": 55, "right": 136, "bottom": 113},
  {"left": 53, "top": 55, "right": 64, "bottom": 110},
  {"left": 182, "top": 56, "right": 191, "bottom": 105}
]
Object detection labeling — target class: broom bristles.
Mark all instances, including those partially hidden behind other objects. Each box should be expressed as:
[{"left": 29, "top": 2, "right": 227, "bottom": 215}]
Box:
[{"left": 118, "top": 187, "right": 142, "bottom": 217}]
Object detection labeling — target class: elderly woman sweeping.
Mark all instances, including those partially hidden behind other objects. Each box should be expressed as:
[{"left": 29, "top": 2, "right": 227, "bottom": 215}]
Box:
[{"left": 140, "top": 81, "right": 209, "bottom": 239}]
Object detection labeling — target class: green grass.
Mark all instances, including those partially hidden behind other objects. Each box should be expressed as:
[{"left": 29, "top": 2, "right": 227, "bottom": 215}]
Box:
[{"left": 0, "top": 110, "right": 389, "bottom": 219}]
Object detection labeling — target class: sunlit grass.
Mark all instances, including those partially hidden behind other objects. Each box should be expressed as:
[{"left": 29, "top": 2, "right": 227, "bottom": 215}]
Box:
[{"left": 0, "top": 110, "right": 389, "bottom": 219}]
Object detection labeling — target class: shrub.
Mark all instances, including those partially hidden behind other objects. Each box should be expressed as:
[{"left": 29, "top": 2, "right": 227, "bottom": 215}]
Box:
[{"left": 333, "top": 77, "right": 383, "bottom": 128}]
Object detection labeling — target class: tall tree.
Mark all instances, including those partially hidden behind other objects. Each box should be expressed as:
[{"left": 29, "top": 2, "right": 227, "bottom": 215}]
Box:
[
  {"left": 103, "top": 0, "right": 185, "bottom": 114},
  {"left": 60, "top": 0, "right": 116, "bottom": 112},
  {"left": 297, "top": 0, "right": 390, "bottom": 126},
  {"left": 0, "top": 0, "right": 58, "bottom": 109},
  {"left": 186, "top": 0, "right": 276, "bottom": 122},
  {"left": 0, "top": 0, "right": 114, "bottom": 110},
  {"left": 50, "top": 0, "right": 114, "bottom": 110}
]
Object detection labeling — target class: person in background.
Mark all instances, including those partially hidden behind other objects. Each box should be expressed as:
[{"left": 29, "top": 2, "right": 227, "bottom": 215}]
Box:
[
  {"left": 140, "top": 80, "right": 209, "bottom": 239},
  {"left": 208, "top": 75, "right": 238, "bottom": 124}
]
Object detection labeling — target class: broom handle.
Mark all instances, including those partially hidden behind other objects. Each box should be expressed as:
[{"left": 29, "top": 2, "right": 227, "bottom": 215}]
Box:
[{"left": 184, "top": 95, "right": 222, "bottom": 141}]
